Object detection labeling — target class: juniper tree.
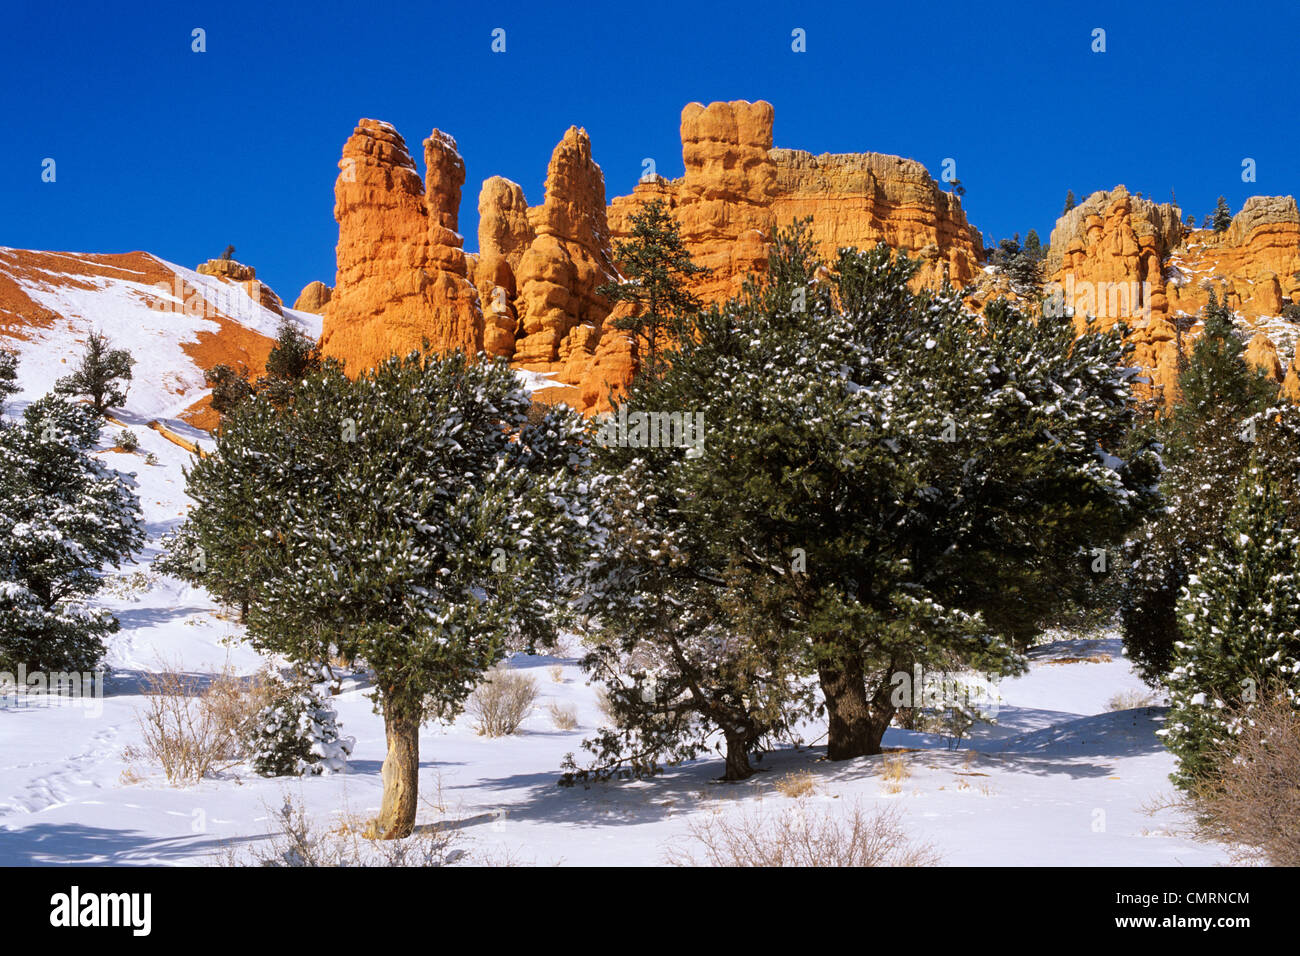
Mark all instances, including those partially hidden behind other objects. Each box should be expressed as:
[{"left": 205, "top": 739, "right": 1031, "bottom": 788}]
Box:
[
  {"left": 259, "top": 317, "right": 324, "bottom": 408},
  {"left": 0, "top": 350, "right": 17, "bottom": 407},
  {"left": 204, "top": 364, "right": 255, "bottom": 423},
  {"left": 1162, "top": 460, "right": 1300, "bottom": 788},
  {"left": 585, "top": 223, "right": 1157, "bottom": 761},
  {"left": 597, "top": 199, "right": 707, "bottom": 380},
  {"left": 0, "top": 391, "right": 143, "bottom": 675},
  {"left": 54, "top": 331, "right": 134, "bottom": 417},
  {"left": 1120, "top": 299, "right": 1278, "bottom": 681},
  {"left": 166, "top": 348, "right": 596, "bottom": 837},
  {"left": 567, "top": 433, "right": 811, "bottom": 783}
]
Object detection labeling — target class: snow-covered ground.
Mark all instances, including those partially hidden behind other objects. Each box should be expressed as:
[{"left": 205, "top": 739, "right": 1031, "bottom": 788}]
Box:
[
  {"left": 0, "top": 267, "right": 1230, "bottom": 866},
  {"left": 0, "top": 415, "right": 1229, "bottom": 865}
]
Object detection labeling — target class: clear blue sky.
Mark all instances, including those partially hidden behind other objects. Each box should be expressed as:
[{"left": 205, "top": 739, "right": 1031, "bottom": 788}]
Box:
[{"left": 3, "top": 0, "right": 1297, "bottom": 301}]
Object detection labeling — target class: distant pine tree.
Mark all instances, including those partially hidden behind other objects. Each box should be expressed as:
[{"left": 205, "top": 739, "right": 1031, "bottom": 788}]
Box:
[
  {"left": 259, "top": 317, "right": 324, "bottom": 408},
  {"left": 0, "top": 350, "right": 17, "bottom": 409},
  {"left": 1063, "top": 190, "right": 1076, "bottom": 214},
  {"left": 1213, "top": 196, "right": 1233, "bottom": 233},
  {"left": 204, "top": 364, "right": 255, "bottom": 422},
  {"left": 597, "top": 199, "right": 707, "bottom": 381}
]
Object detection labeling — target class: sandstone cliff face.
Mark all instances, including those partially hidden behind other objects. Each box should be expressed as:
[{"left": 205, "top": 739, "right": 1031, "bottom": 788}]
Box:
[
  {"left": 1046, "top": 186, "right": 1300, "bottom": 402},
  {"left": 1045, "top": 186, "right": 1182, "bottom": 397},
  {"left": 318, "top": 118, "right": 633, "bottom": 413},
  {"left": 1166, "top": 197, "right": 1300, "bottom": 319},
  {"left": 319, "top": 120, "right": 482, "bottom": 372},
  {"left": 607, "top": 100, "right": 982, "bottom": 302}
]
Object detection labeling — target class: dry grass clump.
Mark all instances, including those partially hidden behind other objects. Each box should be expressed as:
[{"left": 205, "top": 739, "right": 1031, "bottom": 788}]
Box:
[
  {"left": 773, "top": 771, "right": 816, "bottom": 798},
  {"left": 667, "top": 803, "right": 939, "bottom": 867},
  {"left": 225, "top": 795, "right": 461, "bottom": 867},
  {"left": 879, "top": 753, "right": 910, "bottom": 794},
  {"left": 1107, "top": 688, "right": 1159, "bottom": 711},
  {"left": 468, "top": 665, "right": 539, "bottom": 737},
  {"left": 547, "top": 700, "right": 579, "bottom": 731}
]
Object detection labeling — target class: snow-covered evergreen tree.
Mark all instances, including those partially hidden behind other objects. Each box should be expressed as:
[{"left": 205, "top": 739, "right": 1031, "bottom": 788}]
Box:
[
  {"left": 1121, "top": 300, "right": 1278, "bottom": 682},
  {"left": 249, "top": 667, "right": 355, "bottom": 776},
  {"left": 1162, "top": 460, "right": 1300, "bottom": 788},
  {"left": 168, "top": 348, "right": 597, "bottom": 837},
  {"left": 580, "top": 223, "right": 1157, "bottom": 764},
  {"left": 0, "top": 390, "right": 144, "bottom": 675}
]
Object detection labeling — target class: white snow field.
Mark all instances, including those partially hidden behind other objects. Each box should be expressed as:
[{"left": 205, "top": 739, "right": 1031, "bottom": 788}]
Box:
[{"left": 0, "top": 256, "right": 1229, "bottom": 866}]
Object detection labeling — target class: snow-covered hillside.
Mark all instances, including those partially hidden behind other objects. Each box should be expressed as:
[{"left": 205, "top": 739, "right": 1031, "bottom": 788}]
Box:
[{"left": 0, "top": 247, "right": 320, "bottom": 433}]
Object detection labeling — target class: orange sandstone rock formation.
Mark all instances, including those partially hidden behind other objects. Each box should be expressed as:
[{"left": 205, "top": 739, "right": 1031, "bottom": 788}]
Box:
[
  {"left": 316, "top": 102, "right": 989, "bottom": 414},
  {"left": 319, "top": 120, "right": 482, "bottom": 371},
  {"left": 1045, "top": 187, "right": 1300, "bottom": 402},
  {"left": 293, "top": 280, "right": 332, "bottom": 314},
  {"left": 608, "top": 100, "right": 982, "bottom": 301}
]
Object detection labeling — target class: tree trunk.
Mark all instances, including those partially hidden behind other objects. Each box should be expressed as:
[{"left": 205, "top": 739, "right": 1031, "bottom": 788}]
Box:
[
  {"left": 818, "top": 648, "right": 879, "bottom": 760},
  {"left": 721, "top": 731, "right": 755, "bottom": 781},
  {"left": 371, "top": 698, "right": 420, "bottom": 839}
]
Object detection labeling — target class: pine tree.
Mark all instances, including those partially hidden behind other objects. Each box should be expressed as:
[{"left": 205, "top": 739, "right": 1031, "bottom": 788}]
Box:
[
  {"left": 1213, "top": 196, "right": 1233, "bottom": 233},
  {"left": 249, "top": 666, "right": 355, "bottom": 777},
  {"left": 1121, "top": 297, "right": 1279, "bottom": 681},
  {"left": 54, "top": 331, "right": 134, "bottom": 416},
  {"left": 1063, "top": 190, "right": 1076, "bottom": 214},
  {"left": 259, "top": 317, "right": 324, "bottom": 408},
  {"left": 1162, "top": 461, "right": 1300, "bottom": 788},
  {"left": 166, "top": 348, "right": 597, "bottom": 837},
  {"left": 0, "top": 389, "right": 144, "bottom": 675},
  {"left": 582, "top": 223, "right": 1157, "bottom": 763},
  {"left": 597, "top": 199, "right": 707, "bottom": 380}
]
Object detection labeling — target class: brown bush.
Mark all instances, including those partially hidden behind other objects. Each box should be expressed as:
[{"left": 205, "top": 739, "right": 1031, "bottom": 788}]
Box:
[
  {"left": 1190, "top": 688, "right": 1300, "bottom": 866},
  {"left": 667, "top": 802, "right": 940, "bottom": 867},
  {"left": 467, "top": 665, "right": 539, "bottom": 737},
  {"left": 129, "top": 662, "right": 273, "bottom": 784}
]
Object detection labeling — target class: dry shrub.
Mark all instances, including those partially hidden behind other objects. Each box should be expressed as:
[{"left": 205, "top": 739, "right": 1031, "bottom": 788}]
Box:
[
  {"left": 594, "top": 685, "right": 617, "bottom": 725},
  {"left": 547, "top": 700, "right": 578, "bottom": 731},
  {"left": 1107, "top": 688, "right": 1158, "bottom": 711},
  {"left": 129, "top": 663, "right": 271, "bottom": 784},
  {"left": 667, "top": 802, "right": 939, "bottom": 867},
  {"left": 225, "top": 795, "right": 461, "bottom": 867},
  {"left": 1190, "top": 689, "right": 1300, "bottom": 866},
  {"left": 773, "top": 771, "right": 816, "bottom": 798},
  {"left": 468, "top": 665, "right": 539, "bottom": 737},
  {"left": 548, "top": 665, "right": 564, "bottom": 683}
]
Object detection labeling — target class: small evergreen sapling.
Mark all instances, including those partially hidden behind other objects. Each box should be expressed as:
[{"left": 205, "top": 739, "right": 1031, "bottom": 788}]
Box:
[{"left": 249, "top": 667, "right": 355, "bottom": 776}]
